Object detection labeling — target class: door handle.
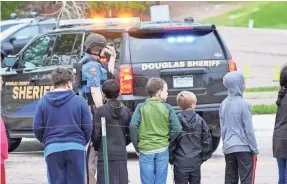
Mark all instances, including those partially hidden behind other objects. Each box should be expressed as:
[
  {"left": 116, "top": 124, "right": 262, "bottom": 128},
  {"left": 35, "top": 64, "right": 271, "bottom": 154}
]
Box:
[{"left": 29, "top": 76, "right": 40, "bottom": 83}]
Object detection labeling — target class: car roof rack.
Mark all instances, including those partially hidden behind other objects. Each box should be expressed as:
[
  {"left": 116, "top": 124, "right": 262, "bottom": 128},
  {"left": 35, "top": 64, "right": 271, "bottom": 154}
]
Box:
[{"left": 57, "top": 17, "right": 141, "bottom": 29}]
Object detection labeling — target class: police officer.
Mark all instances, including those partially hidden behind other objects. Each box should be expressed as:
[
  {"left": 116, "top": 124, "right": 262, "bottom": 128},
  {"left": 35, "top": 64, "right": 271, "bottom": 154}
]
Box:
[{"left": 76, "top": 33, "right": 116, "bottom": 184}]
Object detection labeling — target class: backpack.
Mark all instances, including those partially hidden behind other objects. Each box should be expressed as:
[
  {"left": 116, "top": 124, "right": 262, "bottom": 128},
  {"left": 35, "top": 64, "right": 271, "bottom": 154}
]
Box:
[{"left": 73, "top": 56, "right": 90, "bottom": 91}]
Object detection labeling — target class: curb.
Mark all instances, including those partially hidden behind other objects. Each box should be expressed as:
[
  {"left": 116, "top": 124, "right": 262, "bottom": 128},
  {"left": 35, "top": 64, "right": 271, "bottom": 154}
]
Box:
[{"left": 244, "top": 92, "right": 277, "bottom": 99}]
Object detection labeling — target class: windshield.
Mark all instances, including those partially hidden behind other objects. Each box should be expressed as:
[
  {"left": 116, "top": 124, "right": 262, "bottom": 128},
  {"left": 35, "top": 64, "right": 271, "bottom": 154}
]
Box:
[
  {"left": 129, "top": 31, "right": 225, "bottom": 63},
  {"left": 0, "top": 24, "right": 26, "bottom": 41}
]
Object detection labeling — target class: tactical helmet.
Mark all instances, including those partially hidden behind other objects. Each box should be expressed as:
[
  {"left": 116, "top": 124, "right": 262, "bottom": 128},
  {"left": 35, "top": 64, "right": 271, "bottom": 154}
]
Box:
[{"left": 84, "top": 33, "right": 107, "bottom": 52}]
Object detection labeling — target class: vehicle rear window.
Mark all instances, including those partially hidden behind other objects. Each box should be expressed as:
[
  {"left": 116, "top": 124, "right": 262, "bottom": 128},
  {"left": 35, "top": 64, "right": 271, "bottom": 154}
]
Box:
[{"left": 129, "top": 31, "right": 225, "bottom": 63}]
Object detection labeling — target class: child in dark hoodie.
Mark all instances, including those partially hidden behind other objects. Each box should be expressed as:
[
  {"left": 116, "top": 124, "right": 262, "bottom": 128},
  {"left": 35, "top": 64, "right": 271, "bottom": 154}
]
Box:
[
  {"left": 170, "top": 91, "right": 213, "bottom": 184},
  {"left": 220, "top": 71, "right": 258, "bottom": 184},
  {"left": 91, "top": 79, "right": 131, "bottom": 184},
  {"left": 33, "top": 68, "right": 93, "bottom": 184}
]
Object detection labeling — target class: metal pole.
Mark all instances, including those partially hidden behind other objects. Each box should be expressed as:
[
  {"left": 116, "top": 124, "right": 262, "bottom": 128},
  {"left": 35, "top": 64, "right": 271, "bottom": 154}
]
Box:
[{"left": 101, "top": 117, "right": 109, "bottom": 184}]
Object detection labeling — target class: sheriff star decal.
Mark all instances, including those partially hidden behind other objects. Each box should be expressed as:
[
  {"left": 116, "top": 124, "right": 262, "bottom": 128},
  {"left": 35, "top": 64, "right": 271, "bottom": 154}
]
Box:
[{"left": 89, "top": 67, "right": 97, "bottom": 75}]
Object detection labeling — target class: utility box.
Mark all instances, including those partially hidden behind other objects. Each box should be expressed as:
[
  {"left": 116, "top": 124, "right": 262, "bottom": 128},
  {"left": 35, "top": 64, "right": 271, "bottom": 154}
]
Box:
[{"left": 150, "top": 5, "right": 171, "bottom": 21}]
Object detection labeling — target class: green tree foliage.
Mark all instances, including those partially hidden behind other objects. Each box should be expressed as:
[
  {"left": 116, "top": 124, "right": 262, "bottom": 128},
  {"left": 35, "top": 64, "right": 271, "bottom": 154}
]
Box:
[
  {"left": 88, "top": 1, "right": 149, "bottom": 13},
  {"left": 1, "top": 1, "right": 25, "bottom": 20}
]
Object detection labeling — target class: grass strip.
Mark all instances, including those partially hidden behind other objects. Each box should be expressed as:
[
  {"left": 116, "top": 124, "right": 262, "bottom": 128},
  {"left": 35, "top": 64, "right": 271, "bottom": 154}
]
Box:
[
  {"left": 246, "top": 86, "right": 280, "bottom": 93},
  {"left": 251, "top": 104, "right": 277, "bottom": 115},
  {"left": 202, "top": 2, "right": 287, "bottom": 29}
]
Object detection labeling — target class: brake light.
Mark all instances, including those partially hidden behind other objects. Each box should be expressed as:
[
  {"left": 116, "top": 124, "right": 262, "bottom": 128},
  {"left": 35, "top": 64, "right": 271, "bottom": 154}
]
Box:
[
  {"left": 228, "top": 59, "right": 237, "bottom": 72},
  {"left": 119, "top": 64, "right": 133, "bottom": 94},
  {"left": 164, "top": 25, "right": 194, "bottom": 30}
]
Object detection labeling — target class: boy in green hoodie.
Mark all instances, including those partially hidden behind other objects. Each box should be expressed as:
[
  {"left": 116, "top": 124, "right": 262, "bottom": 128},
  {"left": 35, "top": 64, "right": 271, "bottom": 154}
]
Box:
[{"left": 130, "top": 78, "right": 182, "bottom": 184}]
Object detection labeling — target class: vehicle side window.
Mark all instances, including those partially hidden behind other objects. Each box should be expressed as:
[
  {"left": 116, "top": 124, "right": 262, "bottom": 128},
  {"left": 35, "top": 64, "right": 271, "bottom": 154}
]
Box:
[
  {"left": 12, "top": 25, "right": 39, "bottom": 40},
  {"left": 70, "top": 34, "right": 84, "bottom": 64},
  {"left": 20, "top": 35, "right": 55, "bottom": 68},
  {"left": 51, "top": 33, "right": 83, "bottom": 65}
]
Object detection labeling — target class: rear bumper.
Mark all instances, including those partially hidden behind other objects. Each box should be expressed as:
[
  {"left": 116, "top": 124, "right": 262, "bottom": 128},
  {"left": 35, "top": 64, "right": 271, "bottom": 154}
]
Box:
[
  {"left": 119, "top": 95, "right": 221, "bottom": 137},
  {"left": 178, "top": 103, "right": 221, "bottom": 137},
  {"left": 172, "top": 103, "right": 220, "bottom": 113},
  {"left": 118, "top": 95, "right": 220, "bottom": 112}
]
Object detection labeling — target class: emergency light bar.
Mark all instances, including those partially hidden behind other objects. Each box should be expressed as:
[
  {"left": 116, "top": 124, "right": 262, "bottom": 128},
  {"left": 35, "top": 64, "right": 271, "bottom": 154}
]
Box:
[
  {"left": 167, "top": 36, "right": 195, "bottom": 43},
  {"left": 58, "top": 17, "right": 140, "bottom": 28}
]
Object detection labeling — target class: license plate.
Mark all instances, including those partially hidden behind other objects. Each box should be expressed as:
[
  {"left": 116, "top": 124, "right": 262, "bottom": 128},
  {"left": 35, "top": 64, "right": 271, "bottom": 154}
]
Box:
[{"left": 173, "top": 75, "right": 194, "bottom": 88}]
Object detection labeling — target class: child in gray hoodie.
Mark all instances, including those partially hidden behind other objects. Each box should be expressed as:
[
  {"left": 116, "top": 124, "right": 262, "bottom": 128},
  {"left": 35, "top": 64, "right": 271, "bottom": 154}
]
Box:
[{"left": 220, "top": 71, "right": 258, "bottom": 184}]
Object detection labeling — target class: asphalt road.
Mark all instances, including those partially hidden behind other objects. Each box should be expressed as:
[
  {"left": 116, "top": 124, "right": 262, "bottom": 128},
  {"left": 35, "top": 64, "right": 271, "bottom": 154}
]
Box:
[
  {"left": 217, "top": 27, "right": 287, "bottom": 88},
  {"left": 5, "top": 115, "right": 278, "bottom": 184}
]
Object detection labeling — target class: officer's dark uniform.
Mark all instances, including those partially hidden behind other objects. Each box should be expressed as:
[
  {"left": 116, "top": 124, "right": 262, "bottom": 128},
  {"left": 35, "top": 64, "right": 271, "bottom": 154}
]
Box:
[
  {"left": 78, "top": 53, "right": 107, "bottom": 106},
  {"left": 80, "top": 53, "right": 107, "bottom": 184},
  {"left": 75, "top": 33, "right": 109, "bottom": 184}
]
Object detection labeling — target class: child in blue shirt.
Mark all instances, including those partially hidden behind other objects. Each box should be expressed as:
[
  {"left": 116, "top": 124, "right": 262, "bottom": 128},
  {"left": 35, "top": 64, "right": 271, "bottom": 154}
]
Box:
[{"left": 33, "top": 68, "right": 92, "bottom": 184}]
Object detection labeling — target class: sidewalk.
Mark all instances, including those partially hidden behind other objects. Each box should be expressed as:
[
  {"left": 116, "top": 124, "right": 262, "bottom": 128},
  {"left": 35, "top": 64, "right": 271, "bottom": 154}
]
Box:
[{"left": 244, "top": 92, "right": 277, "bottom": 105}]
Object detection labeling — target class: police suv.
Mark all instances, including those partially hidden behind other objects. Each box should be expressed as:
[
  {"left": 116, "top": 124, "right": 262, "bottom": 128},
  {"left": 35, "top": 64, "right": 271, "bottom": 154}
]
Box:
[{"left": 1, "top": 17, "right": 237, "bottom": 152}]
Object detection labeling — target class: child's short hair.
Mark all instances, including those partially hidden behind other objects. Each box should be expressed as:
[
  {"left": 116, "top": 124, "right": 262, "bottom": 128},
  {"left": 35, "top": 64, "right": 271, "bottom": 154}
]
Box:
[
  {"left": 102, "top": 79, "right": 120, "bottom": 99},
  {"left": 51, "top": 68, "right": 73, "bottom": 88},
  {"left": 146, "top": 78, "right": 166, "bottom": 97},
  {"left": 176, "top": 91, "right": 197, "bottom": 110}
]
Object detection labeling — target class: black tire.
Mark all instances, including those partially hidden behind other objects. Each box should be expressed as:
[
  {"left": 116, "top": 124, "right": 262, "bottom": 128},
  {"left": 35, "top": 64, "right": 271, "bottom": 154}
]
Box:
[
  {"left": 212, "top": 136, "right": 221, "bottom": 152},
  {"left": 8, "top": 138, "right": 22, "bottom": 152}
]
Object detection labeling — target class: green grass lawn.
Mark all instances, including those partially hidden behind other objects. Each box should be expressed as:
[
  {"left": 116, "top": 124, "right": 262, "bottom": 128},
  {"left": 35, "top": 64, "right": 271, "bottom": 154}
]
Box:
[
  {"left": 202, "top": 2, "right": 287, "bottom": 29},
  {"left": 252, "top": 104, "right": 277, "bottom": 114},
  {"left": 246, "top": 86, "right": 280, "bottom": 93}
]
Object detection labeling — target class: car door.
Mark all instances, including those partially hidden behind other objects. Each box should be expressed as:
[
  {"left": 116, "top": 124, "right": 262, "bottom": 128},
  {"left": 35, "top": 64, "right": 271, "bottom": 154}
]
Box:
[
  {"left": 1, "top": 34, "right": 57, "bottom": 136},
  {"left": 10, "top": 25, "right": 40, "bottom": 54}
]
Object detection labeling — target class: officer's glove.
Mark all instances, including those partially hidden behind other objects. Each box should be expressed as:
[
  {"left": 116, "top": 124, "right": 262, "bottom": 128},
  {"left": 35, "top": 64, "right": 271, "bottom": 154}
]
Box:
[
  {"left": 101, "top": 46, "right": 116, "bottom": 74},
  {"left": 101, "top": 46, "right": 116, "bottom": 58}
]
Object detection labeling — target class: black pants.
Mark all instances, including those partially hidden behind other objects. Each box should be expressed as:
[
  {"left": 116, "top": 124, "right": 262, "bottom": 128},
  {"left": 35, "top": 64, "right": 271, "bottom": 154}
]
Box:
[
  {"left": 174, "top": 166, "right": 201, "bottom": 184},
  {"left": 97, "top": 160, "right": 128, "bottom": 184},
  {"left": 224, "top": 152, "right": 257, "bottom": 184}
]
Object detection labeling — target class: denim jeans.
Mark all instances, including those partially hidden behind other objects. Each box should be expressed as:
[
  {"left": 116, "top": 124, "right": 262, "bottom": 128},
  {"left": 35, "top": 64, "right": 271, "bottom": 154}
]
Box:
[
  {"left": 277, "top": 158, "right": 287, "bottom": 184},
  {"left": 139, "top": 149, "right": 169, "bottom": 184}
]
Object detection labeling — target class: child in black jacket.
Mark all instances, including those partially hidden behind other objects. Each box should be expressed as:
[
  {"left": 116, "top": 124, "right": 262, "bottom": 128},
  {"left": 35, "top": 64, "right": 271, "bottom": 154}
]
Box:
[
  {"left": 91, "top": 79, "right": 131, "bottom": 184},
  {"left": 169, "top": 91, "right": 213, "bottom": 184}
]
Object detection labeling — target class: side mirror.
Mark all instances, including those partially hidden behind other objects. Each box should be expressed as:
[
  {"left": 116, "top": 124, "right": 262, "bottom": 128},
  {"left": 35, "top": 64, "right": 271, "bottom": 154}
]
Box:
[
  {"left": 9, "top": 37, "right": 16, "bottom": 43},
  {"left": 4, "top": 56, "right": 16, "bottom": 67},
  {"left": 1, "top": 42, "right": 14, "bottom": 55}
]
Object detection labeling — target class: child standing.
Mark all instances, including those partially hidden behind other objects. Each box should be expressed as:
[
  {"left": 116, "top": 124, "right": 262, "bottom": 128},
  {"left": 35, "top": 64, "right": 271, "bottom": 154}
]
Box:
[
  {"left": 1, "top": 117, "right": 8, "bottom": 184},
  {"left": 91, "top": 79, "right": 132, "bottom": 184},
  {"left": 130, "top": 78, "right": 182, "bottom": 184},
  {"left": 170, "top": 91, "right": 213, "bottom": 184},
  {"left": 33, "top": 68, "right": 93, "bottom": 184},
  {"left": 220, "top": 71, "right": 258, "bottom": 184}
]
